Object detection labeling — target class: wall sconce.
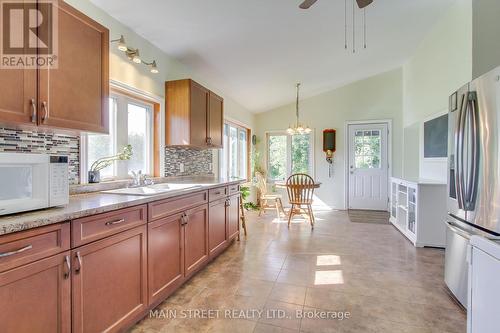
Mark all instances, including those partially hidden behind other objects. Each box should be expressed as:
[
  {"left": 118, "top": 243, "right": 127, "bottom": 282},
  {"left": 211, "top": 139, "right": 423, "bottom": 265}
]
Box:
[{"left": 111, "top": 35, "right": 159, "bottom": 74}]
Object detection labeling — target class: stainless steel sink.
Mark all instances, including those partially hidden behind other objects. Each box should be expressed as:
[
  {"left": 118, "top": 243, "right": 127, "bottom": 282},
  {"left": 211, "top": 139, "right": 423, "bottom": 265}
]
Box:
[{"left": 101, "top": 183, "right": 203, "bottom": 196}]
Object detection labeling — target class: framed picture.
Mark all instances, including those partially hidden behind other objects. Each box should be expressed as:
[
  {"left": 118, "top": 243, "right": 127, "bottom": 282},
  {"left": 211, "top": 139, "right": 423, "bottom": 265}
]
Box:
[{"left": 450, "top": 92, "right": 457, "bottom": 111}]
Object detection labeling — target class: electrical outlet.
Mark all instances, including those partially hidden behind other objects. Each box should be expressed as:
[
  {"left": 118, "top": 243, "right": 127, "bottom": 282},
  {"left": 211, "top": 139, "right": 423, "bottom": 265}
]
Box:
[{"left": 179, "top": 163, "right": 185, "bottom": 173}]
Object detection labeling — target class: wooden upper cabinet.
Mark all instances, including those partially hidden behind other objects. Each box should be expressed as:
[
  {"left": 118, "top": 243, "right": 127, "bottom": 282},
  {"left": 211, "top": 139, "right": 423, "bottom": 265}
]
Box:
[
  {"left": 208, "top": 92, "right": 223, "bottom": 148},
  {"left": 166, "top": 79, "right": 223, "bottom": 148},
  {"left": 38, "top": 0, "right": 109, "bottom": 133},
  {"left": 0, "top": 252, "right": 71, "bottom": 333},
  {"left": 0, "top": 69, "right": 37, "bottom": 126}
]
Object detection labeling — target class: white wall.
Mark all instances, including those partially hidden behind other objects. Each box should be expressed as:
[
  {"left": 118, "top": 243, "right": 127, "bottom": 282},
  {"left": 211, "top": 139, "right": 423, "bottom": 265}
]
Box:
[
  {"left": 255, "top": 69, "right": 403, "bottom": 210},
  {"left": 472, "top": 0, "right": 500, "bottom": 79},
  {"left": 402, "top": 0, "right": 472, "bottom": 180},
  {"left": 64, "top": 0, "right": 255, "bottom": 130}
]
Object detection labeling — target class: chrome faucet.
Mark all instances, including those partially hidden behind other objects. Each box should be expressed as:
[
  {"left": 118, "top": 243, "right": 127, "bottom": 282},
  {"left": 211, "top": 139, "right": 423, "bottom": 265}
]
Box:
[{"left": 130, "top": 170, "right": 154, "bottom": 187}]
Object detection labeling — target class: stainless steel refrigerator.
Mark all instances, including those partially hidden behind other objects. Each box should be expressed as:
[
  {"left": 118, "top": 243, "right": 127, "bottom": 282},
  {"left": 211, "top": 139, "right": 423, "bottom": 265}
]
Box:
[{"left": 445, "top": 66, "right": 500, "bottom": 308}]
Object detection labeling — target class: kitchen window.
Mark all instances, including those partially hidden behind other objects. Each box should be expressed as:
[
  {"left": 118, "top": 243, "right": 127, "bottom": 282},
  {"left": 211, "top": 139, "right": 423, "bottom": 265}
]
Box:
[
  {"left": 220, "top": 122, "right": 250, "bottom": 180},
  {"left": 267, "top": 131, "right": 314, "bottom": 181},
  {"left": 82, "top": 92, "right": 154, "bottom": 181}
]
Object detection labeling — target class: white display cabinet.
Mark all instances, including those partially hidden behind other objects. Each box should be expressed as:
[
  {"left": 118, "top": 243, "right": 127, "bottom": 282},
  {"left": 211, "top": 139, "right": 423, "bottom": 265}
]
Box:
[{"left": 389, "top": 177, "right": 447, "bottom": 247}]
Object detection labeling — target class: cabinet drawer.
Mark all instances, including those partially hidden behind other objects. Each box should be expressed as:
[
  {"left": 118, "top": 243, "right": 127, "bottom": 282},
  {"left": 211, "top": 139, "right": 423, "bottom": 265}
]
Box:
[
  {"left": 149, "top": 191, "right": 208, "bottom": 221},
  {"left": 72, "top": 205, "right": 147, "bottom": 247},
  {"left": 228, "top": 184, "right": 240, "bottom": 195},
  {"left": 209, "top": 186, "right": 227, "bottom": 202},
  {"left": 0, "top": 223, "right": 70, "bottom": 273}
]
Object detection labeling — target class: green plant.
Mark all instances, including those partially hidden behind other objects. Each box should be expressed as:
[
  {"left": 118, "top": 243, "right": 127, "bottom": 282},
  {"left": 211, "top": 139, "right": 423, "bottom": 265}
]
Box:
[
  {"left": 243, "top": 202, "right": 259, "bottom": 211},
  {"left": 90, "top": 144, "right": 133, "bottom": 172},
  {"left": 240, "top": 185, "right": 259, "bottom": 211}
]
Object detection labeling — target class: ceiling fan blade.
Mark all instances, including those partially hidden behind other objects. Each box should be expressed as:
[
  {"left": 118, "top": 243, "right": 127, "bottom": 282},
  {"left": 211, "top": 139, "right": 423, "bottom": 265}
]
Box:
[
  {"left": 299, "top": 0, "right": 318, "bottom": 9},
  {"left": 356, "top": 0, "right": 373, "bottom": 9}
]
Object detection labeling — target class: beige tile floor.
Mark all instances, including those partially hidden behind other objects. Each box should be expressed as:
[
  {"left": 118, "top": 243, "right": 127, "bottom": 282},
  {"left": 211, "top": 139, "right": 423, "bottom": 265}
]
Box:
[{"left": 130, "top": 210, "right": 466, "bottom": 333}]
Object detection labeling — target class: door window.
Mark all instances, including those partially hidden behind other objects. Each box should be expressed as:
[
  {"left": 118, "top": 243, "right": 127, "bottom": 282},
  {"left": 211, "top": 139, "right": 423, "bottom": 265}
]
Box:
[{"left": 354, "top": 130, "right": 381, "bottom": 169}]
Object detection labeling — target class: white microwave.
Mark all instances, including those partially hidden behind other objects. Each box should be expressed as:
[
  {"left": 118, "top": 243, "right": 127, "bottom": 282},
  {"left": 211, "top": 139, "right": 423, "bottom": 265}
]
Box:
[{"left": 0, "top": 153, "right": 69, "bottom": 216}]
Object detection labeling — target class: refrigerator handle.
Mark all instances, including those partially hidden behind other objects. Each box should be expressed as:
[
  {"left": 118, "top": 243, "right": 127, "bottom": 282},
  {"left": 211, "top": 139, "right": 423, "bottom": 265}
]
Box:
[
  {"left": 464, "top": 92, "right": 479, "bottom": 210},
  {"left": 455, "top": 93, "right": 467, "bottom": 210},
  {"left": 445, "top": 220, "right": 473, "bottom": 240}
]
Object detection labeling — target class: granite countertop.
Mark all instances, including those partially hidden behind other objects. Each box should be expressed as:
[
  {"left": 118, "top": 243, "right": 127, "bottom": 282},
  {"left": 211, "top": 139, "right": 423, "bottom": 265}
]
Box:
[{"left": 0, "top": 177, "right": 244, "bottom": 236}]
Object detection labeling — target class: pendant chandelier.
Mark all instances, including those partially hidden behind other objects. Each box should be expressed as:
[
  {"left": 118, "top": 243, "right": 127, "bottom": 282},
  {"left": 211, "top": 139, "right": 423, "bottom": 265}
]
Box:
[{"left": 287, "top": 83, "right": 311, "bottom": 135}]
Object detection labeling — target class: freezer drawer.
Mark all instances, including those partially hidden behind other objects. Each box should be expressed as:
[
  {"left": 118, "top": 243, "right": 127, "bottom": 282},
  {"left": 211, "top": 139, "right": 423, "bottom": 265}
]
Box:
[{"left": 444, "top": 220, "right": 470, "bottom": 308}]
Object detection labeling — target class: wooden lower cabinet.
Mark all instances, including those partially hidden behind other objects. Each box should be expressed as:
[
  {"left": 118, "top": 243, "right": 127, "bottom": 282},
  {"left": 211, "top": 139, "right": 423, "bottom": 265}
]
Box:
[
  {"left": 0, "top": 252, "right": 71, "bottom": 333},
  {"left": 71, "top": 225, "right": 147, "bottom": 333},
  {"left": 209, "top": 199, "right": 227, "bottom": 257},
  {"left": 148, "top": 212, "right": 185, "bottom": 306},
  {"left": 184, "top": 205, "right": 209, "bottom": 278},
  {"left": 227, "top": 195, "right": 240, "bottom": 240}
]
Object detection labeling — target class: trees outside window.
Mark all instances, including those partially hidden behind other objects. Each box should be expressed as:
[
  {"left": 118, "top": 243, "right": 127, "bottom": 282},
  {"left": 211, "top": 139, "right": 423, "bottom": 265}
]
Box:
[{"left": 267, "top": 132, "right": 314, "bottom": 181}]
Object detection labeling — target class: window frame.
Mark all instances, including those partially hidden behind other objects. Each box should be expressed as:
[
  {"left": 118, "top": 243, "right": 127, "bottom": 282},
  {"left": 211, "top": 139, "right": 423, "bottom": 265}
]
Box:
[
  {"left": 220, "top": 120, "right": 251, "bottom": 181},
  {"left": 80, "top": 87, "right": 157, "bottom": 183},
  {"left": 266, "top": 130, "right": 315, "bottom": 182}
]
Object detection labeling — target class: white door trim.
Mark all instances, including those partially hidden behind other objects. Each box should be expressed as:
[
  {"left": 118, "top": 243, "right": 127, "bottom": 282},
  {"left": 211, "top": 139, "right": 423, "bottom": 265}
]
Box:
[{"left": 344, "top": 119, "right": 392, "bottom": 210}]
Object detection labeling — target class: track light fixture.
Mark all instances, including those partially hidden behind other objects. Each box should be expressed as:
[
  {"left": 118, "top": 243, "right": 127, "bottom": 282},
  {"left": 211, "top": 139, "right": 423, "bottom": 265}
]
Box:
[{"left": 110, "top": 35, "right": 159, "bottom": 74}]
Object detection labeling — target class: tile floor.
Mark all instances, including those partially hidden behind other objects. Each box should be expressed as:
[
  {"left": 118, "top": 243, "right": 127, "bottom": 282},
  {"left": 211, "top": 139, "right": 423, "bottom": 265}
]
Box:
[{"left": 130, "top": 209, "right": 466, "bottom": 333}]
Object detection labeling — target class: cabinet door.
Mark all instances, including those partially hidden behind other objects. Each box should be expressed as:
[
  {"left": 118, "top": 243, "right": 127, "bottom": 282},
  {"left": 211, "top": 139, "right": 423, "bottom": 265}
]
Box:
[
  {"left": 148, "top": 213, "right": 185, "bottom": 306},
  {"left": 227, "top": 195, "right": 240, "bottom": 240},
  {"left": 38, "top": 0, "right": 109, "bottom": 133},
  {"left": 0, "top": 69, "right": 37, "bottom": 126},
  {"left": 0, "top": 252, "right": 71, "bottom": 333},
  {"left": 208, "top": 92, "right": 223, "bottom": 147},
  {"left": 190, "top": 80, "right": 209, "bottom": 146},
  {"left": 209, "top": 199, "right": 227, "bottom": 257},
  {"left": 184, "top": 205, "right": 209, "bottom": 278},
  {"left": 72, "top": 226, "right": 147, "bottom": 333}
]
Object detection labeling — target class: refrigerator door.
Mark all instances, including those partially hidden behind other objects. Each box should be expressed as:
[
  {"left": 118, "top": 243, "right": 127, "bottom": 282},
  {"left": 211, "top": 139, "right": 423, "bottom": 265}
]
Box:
[
  {"left": 448, "top": 83, "right": 469, "bottom": 222},
  {"left": 467, "top": 67, "right": 500, "bottom": 235}
]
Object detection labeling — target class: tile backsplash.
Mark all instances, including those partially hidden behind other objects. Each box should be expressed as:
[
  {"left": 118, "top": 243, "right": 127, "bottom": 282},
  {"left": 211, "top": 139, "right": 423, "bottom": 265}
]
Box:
[
  {"left": 164, "top": 147, "right": 214, "bottom": 177},
  {"left": 0, "top": 127, "right": 80, "bottom": 184},
  {"left": 0, "top": 127, "right": 214, "bottom": 185}
]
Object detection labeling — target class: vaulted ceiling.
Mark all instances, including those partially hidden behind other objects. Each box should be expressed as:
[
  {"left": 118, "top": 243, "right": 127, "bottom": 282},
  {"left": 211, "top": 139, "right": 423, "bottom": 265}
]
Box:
[{"left": 91, "top": 0, "right": 457, "bottom": 112}]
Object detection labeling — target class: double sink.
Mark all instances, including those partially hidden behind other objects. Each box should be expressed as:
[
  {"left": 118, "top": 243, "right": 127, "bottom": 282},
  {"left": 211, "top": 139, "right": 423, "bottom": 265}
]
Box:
[{"left": 101, "top": 183, "right": 203, "bottom": 196}]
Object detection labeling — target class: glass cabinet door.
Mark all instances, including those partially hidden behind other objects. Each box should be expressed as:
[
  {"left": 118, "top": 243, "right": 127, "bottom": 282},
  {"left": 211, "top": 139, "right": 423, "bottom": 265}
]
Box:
[
  {"left": 391, "top": 182, "right": 397, "bottom": 219},
  {"left": 407, "top": 187, "right": 416, "bottom": 234}
]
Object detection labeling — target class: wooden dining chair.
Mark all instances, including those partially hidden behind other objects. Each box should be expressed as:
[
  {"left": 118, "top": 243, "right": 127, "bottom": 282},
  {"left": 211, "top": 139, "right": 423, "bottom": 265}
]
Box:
[
  {"left": 255, "top": 171, "right": 285, "bottom": 218},
  {"left": 286, "top": 174, "right": 316, "bottom": 229}
]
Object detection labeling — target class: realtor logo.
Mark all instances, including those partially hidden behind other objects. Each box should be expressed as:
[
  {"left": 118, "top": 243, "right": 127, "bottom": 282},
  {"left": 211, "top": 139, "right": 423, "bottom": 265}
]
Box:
[{"left": 0, "top": 0, "right": 58, "bottom": 68}]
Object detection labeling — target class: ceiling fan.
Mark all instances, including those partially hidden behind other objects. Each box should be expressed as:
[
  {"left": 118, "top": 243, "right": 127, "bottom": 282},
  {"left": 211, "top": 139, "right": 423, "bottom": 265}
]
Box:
[{"left": 299, "top": 0, "right": 373, "bottom": 9}]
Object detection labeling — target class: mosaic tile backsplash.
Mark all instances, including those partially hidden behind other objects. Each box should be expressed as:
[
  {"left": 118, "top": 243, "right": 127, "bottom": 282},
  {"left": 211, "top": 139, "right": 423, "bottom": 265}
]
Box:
[
  {"left": 0, "top": 127, "right": 214, "bottom": 185},
  {"left": 0, "top": 127, "right": 80, "bottom": 184},
  {"left": 164, "top": 147, "right": 214, "bottom": 177}
]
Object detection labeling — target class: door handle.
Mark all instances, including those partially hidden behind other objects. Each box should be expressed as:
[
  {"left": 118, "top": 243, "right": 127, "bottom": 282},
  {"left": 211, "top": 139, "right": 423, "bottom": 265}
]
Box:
[
  {"left": 64, "top": 255, "right": 71, "bottom": 279},
  {"left": 75, "top": 252, "right": 82, "bottom": 274},
  {"left": 0, "top": 244, "right": 32, "bottom": 258},
  {"left": 41, "top": 101, "right": 49, "bottom": 123},
  {"left": 30, "top": 99, "right": 37, "bottom": 123}
]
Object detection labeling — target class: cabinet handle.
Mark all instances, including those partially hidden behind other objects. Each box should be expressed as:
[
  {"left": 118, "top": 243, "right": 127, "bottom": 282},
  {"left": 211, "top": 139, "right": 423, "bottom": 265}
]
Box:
[
  {"left": 75, "top": 252, "right": 82, "bottom": 274},
  {"left": 41, "top": 101, "right": 49, "bottom": 123},
  {"left": 0, "top": 244, "right": 32, "bottom": 258},
  {"left": 64, "top": 255, "right": 71, "bottom": 279},
  {"left": 206, "top": 137, "right": 212, "bottom": 145},
  {"left": 181, "top": 213, "right": 189, "bottom": 225},
  {"left": 213, "top": 191, "right": 221, "bottom": 195},
  {"left": 105, "top": 218, "right": 126, "bottom": 226},
  {"left": 30, "top": 99, "right": 37, "bottom": 123}
]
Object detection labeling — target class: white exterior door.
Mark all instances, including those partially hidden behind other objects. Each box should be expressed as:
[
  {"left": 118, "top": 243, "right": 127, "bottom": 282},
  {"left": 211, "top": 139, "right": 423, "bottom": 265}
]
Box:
[{"left": 348, "top": 123, "right": 389, "bottom": 210}]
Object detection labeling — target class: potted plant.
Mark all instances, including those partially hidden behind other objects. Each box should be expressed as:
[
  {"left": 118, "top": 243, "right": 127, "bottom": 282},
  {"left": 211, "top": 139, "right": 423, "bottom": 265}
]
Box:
[{"left": 88, "top": 145, "right": 133, "bottom": 183}]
